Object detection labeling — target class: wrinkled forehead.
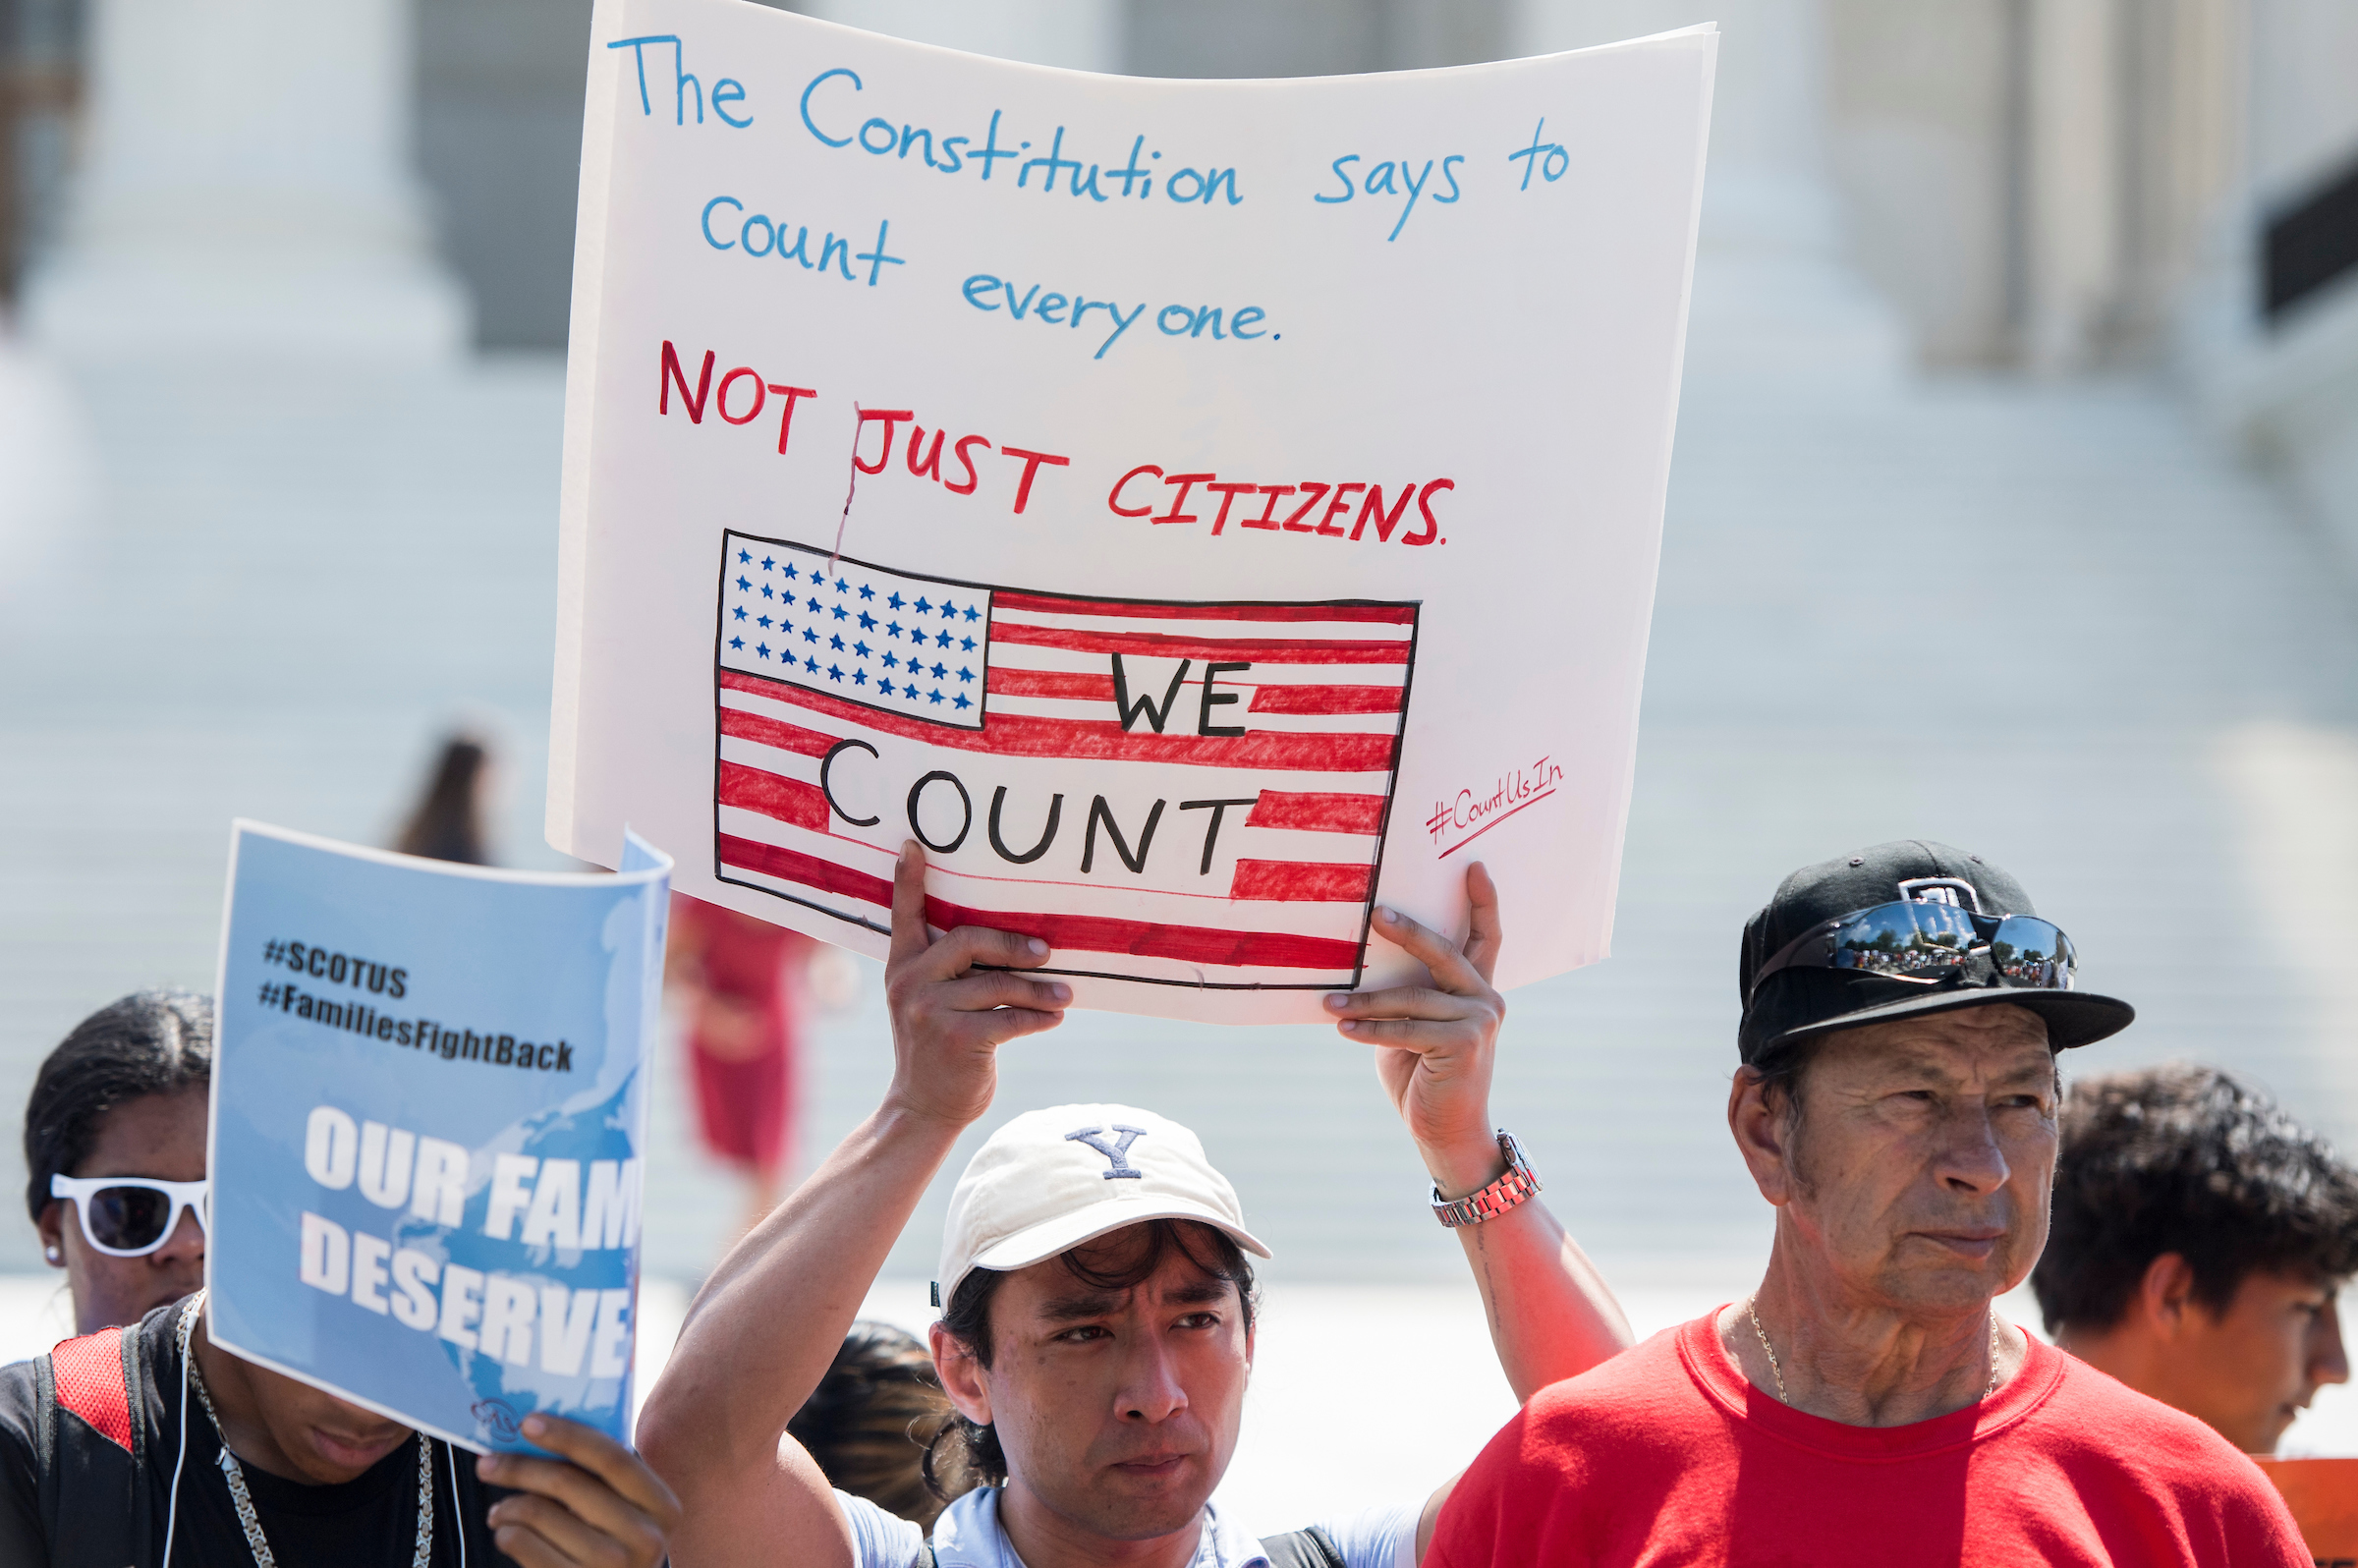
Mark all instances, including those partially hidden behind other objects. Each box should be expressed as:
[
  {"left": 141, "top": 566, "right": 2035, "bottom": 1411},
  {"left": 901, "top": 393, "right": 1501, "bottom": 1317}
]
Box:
[{"left": 1818, "top": 1004, "right": 2058, "bottom": 1084}]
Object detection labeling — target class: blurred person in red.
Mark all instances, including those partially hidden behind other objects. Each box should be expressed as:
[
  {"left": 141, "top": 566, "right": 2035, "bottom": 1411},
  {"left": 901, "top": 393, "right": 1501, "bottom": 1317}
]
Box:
[{"left": 668, "top": 895, "right": 826, "bottom": 1237}]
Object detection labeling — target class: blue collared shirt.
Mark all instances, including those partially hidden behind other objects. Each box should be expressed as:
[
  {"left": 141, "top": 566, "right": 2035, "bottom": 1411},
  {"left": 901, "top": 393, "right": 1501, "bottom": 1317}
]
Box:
[{"left": 836, "top": 1484, "right": 1418, "bottom": 1568}]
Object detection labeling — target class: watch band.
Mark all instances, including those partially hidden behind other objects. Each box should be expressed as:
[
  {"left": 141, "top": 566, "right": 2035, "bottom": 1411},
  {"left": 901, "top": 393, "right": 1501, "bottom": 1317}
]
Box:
[{"left": 1432, "top": 1130, "right": 1541, "bottom": 1228}]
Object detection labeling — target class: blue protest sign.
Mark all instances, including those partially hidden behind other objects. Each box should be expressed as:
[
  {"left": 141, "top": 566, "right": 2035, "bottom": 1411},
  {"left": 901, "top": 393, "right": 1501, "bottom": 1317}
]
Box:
[{"left": 206, "top": 820, "right": 672, "bottom": 1453}]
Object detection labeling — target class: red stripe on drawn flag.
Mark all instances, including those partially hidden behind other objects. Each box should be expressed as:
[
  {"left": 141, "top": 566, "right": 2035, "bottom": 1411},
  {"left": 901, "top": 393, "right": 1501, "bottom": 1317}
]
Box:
[
  {"left": 988, "top": 668, "right": 1113, "bottom": 701},
  {"left": 716, "top": 836, "right": 1367, "bottom": 971},
  {"left": 1229, "top": 860, "right": 1376, "bottom": 903},
  {"left": 717, "top": 761, "right": 827, "bottom": 832},
  {"left": 1250, "top": 683, "right": 1405, "bottom": 715},
  {"left": 988, "top": 622, "right": 1412, "bottom": 665},
  {"left": 993, "top": 591, "right": 1419, "bottom": 625},
  {"left": 711, "top": 532, "right": 1419, "bottom": 990},
  {"left": 1247, "top": 792, "right": 1389, "bottom": 834}
]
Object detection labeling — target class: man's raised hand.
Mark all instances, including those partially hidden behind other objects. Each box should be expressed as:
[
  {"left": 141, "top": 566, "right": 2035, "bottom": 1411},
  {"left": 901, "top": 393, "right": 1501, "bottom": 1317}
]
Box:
[
  {"left": 1322, "top": 862, "right": 1507, "bottom": 1194},
  {"left": 883, "top": 841, "right": 1072, "bottom": 1130}
]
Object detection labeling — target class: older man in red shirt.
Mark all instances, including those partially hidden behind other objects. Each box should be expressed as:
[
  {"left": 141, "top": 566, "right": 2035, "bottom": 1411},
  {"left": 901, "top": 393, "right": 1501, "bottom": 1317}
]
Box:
[{"left": 1431, "top": 841, "right": 2306, "bottom": 1568}]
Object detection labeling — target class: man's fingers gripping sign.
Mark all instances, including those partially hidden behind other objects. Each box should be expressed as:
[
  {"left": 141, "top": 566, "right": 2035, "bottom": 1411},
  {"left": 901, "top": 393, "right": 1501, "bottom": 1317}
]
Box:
[
  {"left": 1323, "top": 862, "right": 1507, "bottom": 1047},
  {"left": 885, "top": 840, "right": 1073, "bottom": 1057}
]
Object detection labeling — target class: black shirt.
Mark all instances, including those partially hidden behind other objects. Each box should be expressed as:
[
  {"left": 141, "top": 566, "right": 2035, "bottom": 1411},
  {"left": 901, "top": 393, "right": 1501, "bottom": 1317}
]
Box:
[{"left": 0, "top": 1300, "right": 518, "bottom": 1567}]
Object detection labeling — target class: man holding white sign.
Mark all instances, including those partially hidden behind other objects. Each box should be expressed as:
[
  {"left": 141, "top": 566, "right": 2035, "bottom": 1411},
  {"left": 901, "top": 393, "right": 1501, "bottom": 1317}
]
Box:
[
  {"left": 1425, "top": 843, "right": 2308, "bottom": 1567},
  {"left": 640, "top": 844, "right": 1632, "bottom": 1568}
]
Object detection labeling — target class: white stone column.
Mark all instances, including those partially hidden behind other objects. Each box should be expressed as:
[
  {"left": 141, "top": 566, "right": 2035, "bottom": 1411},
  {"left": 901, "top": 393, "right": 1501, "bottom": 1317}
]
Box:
[
  {"left": 21, "top": 0, "right": 469, "bottom": 361},
  {"left": 1513, "top": 0, "right": 1906, "bottom": 380},
  {"left": 798, "top": 0, "right": 1122, "bottom": 75},
  {"left": 2182, "top": 0, "right": 2358, "bottom": 570},
  {"left": 2018, "top": 0, "right": 2123, "bottom": 371}
]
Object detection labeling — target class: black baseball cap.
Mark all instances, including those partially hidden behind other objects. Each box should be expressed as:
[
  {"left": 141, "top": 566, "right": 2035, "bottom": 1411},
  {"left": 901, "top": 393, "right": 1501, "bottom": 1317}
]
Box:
[{"left": 1737, "top": 839, "right": 2135, "bottom": 1065}]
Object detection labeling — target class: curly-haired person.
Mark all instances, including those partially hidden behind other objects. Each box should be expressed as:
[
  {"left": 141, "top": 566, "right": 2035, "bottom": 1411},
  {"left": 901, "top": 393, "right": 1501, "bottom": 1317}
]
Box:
[{"left": 2036, "top": 1063, "right": 2358, "bottom": 1454}]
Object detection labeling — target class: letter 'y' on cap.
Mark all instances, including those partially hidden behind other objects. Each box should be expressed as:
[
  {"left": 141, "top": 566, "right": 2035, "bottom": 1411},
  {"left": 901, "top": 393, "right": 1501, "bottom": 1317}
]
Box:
[{"left": 934, "top": 1104, "right": 1271, "bottom": 1309}]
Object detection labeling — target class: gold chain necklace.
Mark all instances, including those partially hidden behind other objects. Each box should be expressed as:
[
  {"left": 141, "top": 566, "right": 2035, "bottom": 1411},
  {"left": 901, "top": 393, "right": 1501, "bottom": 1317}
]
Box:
[
  {"left": 175, "top": 1296, "right": 436, "bottom": 1568},
  {"left": 1743, "top": 1294, "right": 2003, "bottom": 1406}
]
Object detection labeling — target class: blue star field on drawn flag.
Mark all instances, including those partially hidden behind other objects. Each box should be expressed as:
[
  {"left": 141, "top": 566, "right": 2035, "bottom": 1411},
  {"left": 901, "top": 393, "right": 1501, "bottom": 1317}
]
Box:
[{"left": 714, "top": 534, "right": 992, "bottom": 731}]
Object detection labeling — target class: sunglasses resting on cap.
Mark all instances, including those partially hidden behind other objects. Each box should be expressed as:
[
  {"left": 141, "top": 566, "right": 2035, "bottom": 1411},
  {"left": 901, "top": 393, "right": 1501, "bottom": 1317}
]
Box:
[{"left": 1746, "top": 878, "right": 2077, "bottom": 1006}]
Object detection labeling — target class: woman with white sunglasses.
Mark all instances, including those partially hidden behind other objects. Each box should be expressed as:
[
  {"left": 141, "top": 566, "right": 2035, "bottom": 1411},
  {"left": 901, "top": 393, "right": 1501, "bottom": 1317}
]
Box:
[
  {"left": 24, "top": 989, "right": 211, "bottom": 1335},
  {"left": 6, "top": 986, "right": 679, "bottom": 1565}
]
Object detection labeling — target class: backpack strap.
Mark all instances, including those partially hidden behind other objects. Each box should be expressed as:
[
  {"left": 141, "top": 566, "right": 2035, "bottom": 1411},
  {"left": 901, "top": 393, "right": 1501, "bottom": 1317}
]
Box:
[
  {"left": 49, "top": 1327, "right": 135, "bottom": 1452},
  {"left": 1260, "top": 1525, "right": 1348, "bottom": 1568},
  {"left": 37, "top": 1324, "right": 149, "bottom": 1568}
]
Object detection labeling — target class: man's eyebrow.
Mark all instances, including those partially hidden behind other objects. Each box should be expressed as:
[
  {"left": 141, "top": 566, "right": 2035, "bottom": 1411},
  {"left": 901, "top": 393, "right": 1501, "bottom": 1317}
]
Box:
[
  {"left": 1160, "top": 1276, "right": 1234, "bottom": 1308},
  {"left": 1034, "top": 1275, "right": 1235, "bottom": 1322},
  {"left": 1036, "top": 1289, "right": 1127, "bottom": 1323},
  {"left": 1874, "top": 1047, "right": 1964, "bottom": 1085},
  {"left": 1992, "top": 1060, "right": 2059, "bottom": 1088}
]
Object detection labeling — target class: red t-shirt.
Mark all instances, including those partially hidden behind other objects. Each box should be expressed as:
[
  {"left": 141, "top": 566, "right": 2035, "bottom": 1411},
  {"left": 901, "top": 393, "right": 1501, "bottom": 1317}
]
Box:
[{"left": 1430, "top": 1310, "right": 2307, "bottom": 1567}]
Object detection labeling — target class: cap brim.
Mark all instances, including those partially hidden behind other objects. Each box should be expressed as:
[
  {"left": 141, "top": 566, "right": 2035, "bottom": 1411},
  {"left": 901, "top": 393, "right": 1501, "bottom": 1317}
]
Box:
[
  {"left": 970, "top": 1197, "right": 1272, "bottom": 1280},
  {"left": 1768, "top": 985, "right": 2135, "bottom": 1055}
]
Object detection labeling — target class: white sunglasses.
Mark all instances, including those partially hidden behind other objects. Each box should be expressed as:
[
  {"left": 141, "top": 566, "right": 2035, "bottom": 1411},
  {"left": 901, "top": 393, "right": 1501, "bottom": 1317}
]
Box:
[{"left": 49, "top": 1174, "right": 210, "bottom": 1258}]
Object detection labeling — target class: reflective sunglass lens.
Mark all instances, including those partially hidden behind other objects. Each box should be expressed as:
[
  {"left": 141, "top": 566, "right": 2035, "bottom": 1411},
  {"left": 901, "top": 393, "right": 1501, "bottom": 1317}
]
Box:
[
  {"left": 1992, "top": 919, "right": 2074, "bottom": 989},
  {"left": 86, "top": 1186, "right": 173, "bottom": 1252},
  {"left": 1830, "top": 903, "right": 1979, "bottom": 978}
]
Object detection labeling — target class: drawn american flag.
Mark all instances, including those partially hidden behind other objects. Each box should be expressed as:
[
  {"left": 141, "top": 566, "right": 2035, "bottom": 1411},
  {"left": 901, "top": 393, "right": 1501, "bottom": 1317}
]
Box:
[{"left": 709, "top": 531, "right": 1421, "bottom": 990}]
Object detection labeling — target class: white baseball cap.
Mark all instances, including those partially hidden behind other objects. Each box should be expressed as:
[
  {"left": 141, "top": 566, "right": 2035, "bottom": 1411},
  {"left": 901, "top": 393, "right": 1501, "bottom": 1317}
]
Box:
[{"left": 935, "top": 1103, "right": 1272, "bottom": 1308}]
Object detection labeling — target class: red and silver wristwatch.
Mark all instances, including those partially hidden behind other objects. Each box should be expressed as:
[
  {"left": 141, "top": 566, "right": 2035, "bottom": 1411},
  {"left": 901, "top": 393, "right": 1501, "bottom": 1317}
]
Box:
[{"left": 1431, "top": 1130, "right": 1542, "bottom": 1228}]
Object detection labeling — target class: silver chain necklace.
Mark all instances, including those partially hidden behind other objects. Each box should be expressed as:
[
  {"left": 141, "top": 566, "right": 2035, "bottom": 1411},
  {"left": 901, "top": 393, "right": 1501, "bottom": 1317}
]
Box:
[
  {"left": 1743, "top": 1294, "right": 2003, "bottom": 1406},
  {"left": 175, "top": 1296, "right": 436, "bottom": 1568}
]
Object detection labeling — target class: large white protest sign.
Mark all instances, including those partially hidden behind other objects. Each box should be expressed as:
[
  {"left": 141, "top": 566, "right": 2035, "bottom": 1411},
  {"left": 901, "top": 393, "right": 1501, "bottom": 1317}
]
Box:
[
  {"left": 207, "top": 822, "right": 671, "bottom": 1452},
  {"left": 550, "top": 1, "right": 1714, "bottom": 1022}
]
